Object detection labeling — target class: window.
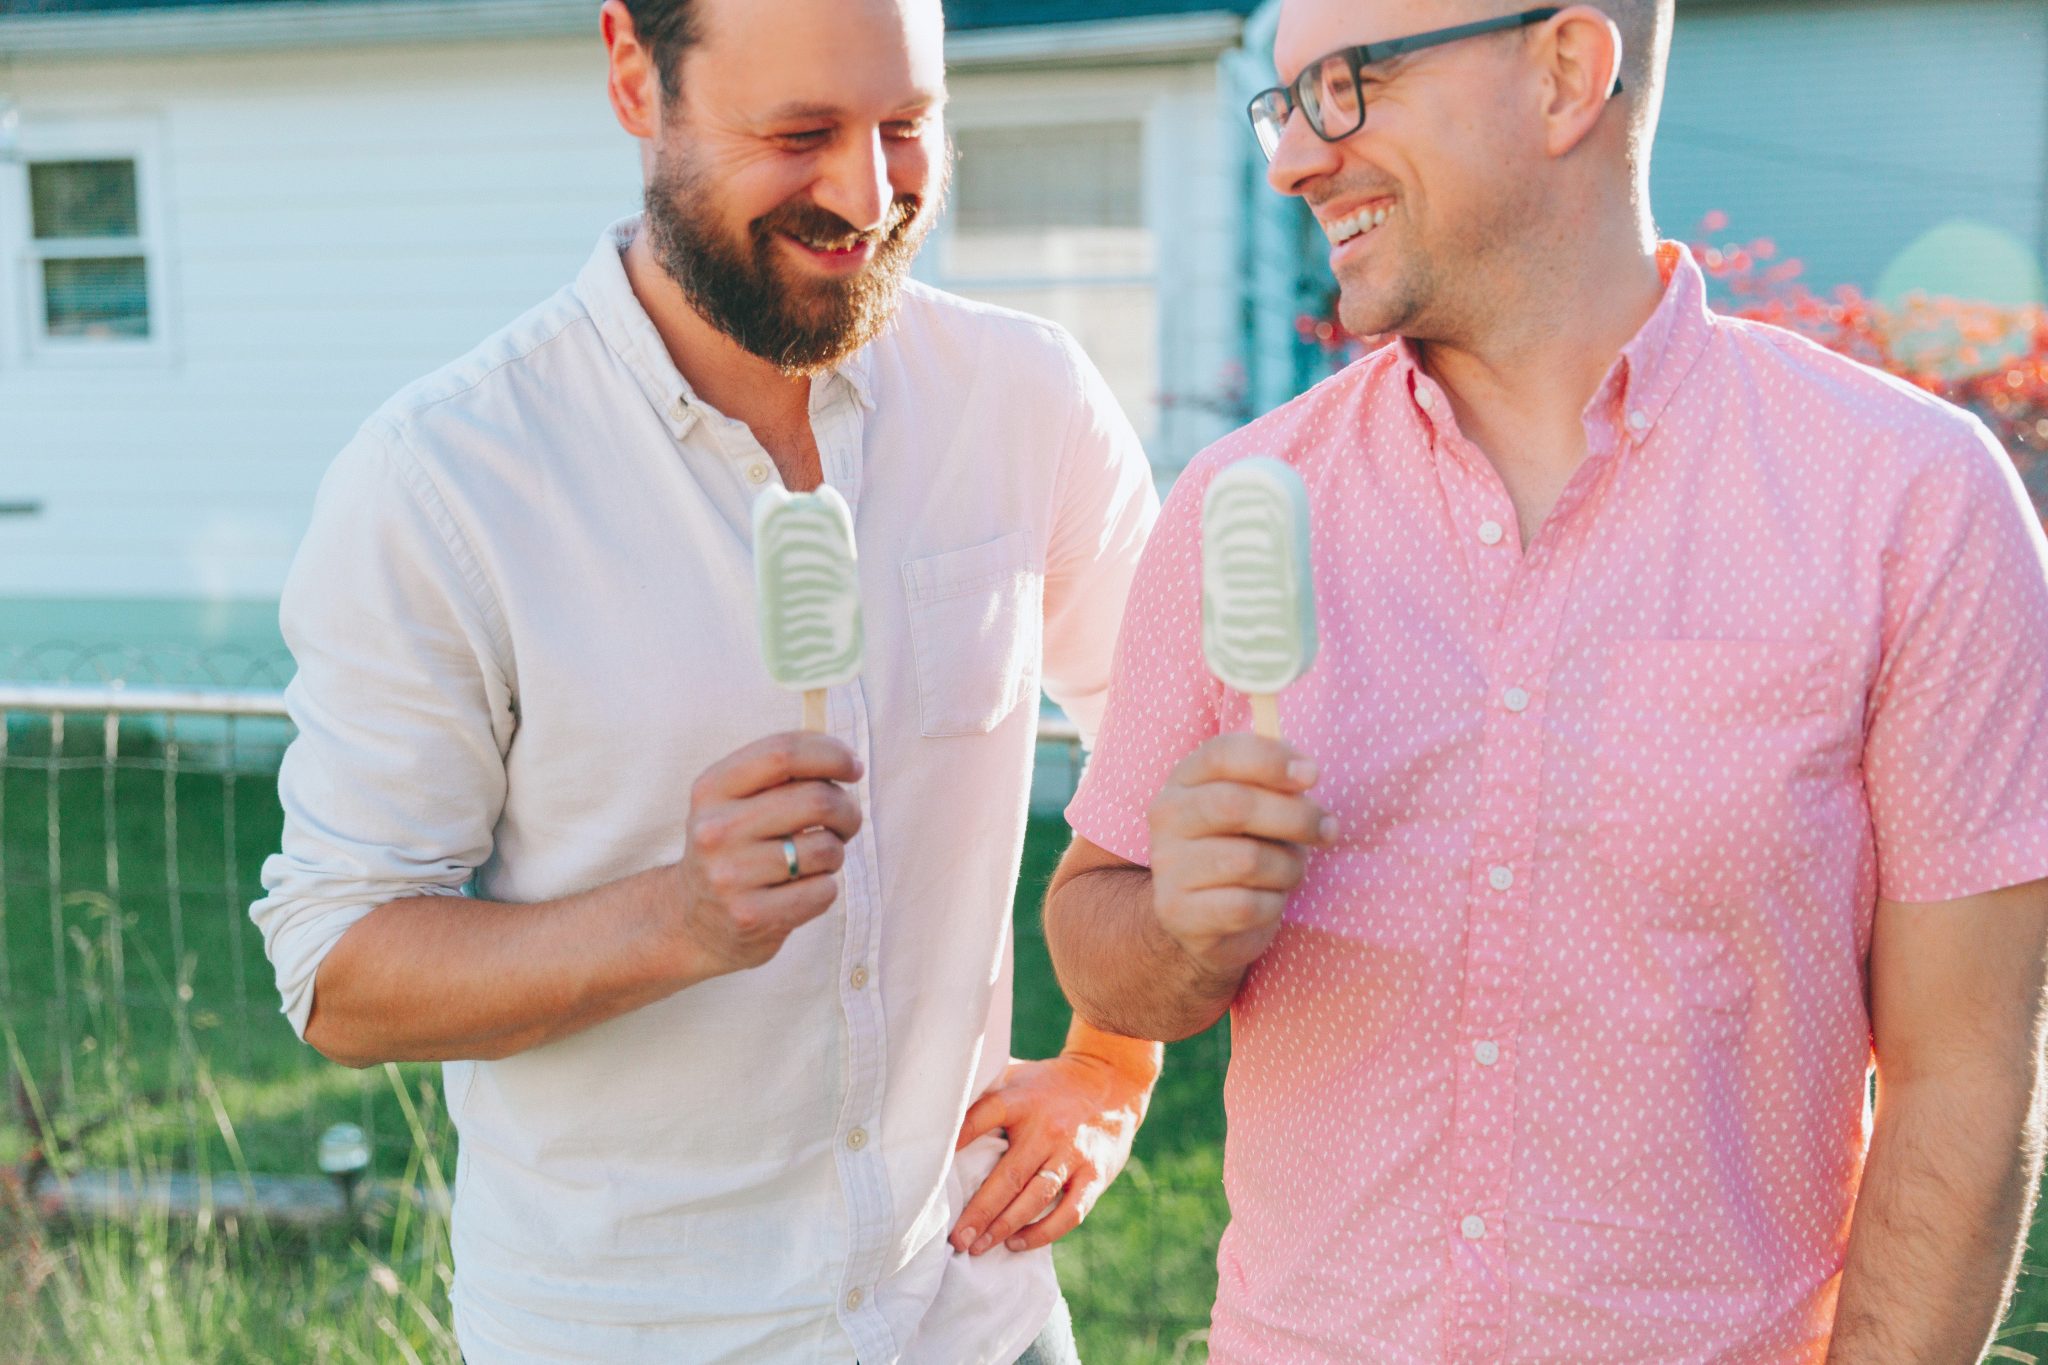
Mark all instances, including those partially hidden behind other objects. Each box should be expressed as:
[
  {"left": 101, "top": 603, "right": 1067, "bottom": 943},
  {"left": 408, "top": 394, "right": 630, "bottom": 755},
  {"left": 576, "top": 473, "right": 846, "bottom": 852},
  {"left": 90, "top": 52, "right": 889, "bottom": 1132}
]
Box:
[
  {"left": 932, "top": 122, "right": 1160, "bottom": 446},
  {"left": 5, "top": 118, "right": 169, "bottom": 363},
  {"left": 28, "top": 158, "right": 151, "bottom": 341}
]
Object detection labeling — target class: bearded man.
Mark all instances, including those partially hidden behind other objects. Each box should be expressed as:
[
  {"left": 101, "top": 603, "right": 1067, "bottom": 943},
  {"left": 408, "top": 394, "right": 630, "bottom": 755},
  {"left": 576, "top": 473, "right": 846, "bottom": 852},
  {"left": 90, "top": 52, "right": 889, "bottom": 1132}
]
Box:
[
  {"left": 249, "top": 1, "right": 1162, "bottom": 1360},
  {"left": 1046, "top": 1, "right": 2048, "bottom": 1361}
]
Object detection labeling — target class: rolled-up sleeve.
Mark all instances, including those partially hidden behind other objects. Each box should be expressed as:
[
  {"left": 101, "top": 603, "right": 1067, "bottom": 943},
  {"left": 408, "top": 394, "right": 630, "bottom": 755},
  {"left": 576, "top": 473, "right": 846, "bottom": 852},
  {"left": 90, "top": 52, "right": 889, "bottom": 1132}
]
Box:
[
  {"left": 251, "top": 419, "right": 516, "bottom": 1038},
  {"left": 1864, "top": 419, "right": 2048, "bottom": 905}
]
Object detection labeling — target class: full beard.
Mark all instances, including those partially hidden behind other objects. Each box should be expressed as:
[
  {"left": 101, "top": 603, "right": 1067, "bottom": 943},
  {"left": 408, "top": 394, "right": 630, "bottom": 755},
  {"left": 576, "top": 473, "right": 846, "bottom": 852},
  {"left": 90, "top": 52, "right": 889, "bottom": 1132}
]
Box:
[{"left": 643, "top": 149, "right": 945, "bottom": 377}]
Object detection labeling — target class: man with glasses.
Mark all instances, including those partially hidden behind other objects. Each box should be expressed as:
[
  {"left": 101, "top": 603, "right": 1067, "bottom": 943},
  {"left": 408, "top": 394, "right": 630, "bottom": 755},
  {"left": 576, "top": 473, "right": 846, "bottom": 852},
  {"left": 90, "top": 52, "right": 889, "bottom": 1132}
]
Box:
[
  {"left": 1045, "top": 1, "right": 2048, "bottom": 1360},
  {"left": 251, "top": 0, "right": 1163, "bottom": 1359}
]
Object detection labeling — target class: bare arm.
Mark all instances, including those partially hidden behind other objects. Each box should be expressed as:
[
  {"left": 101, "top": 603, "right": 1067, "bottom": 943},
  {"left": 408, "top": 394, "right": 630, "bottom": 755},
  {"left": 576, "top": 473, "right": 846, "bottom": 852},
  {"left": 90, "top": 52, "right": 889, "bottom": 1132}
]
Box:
[
  {"left": 303, "top": 732, "right": 863, "bottom": 1068},
  {"left": 1045, "top": 734, "right": 1330, "bottom": 1043},
  {"left": 1826, "top": 878, "right": 2048, "bottom": 1362}
]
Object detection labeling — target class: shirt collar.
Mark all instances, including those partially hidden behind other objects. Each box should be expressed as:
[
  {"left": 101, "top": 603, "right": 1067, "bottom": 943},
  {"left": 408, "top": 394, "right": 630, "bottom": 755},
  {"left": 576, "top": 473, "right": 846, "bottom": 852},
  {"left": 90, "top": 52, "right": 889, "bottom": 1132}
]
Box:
[
  {"left": 575, "top": 214, "right": 878, "bottom": 437},
  {"left": 1391, "top": 240, "right": 1717, "bottom": 444}
]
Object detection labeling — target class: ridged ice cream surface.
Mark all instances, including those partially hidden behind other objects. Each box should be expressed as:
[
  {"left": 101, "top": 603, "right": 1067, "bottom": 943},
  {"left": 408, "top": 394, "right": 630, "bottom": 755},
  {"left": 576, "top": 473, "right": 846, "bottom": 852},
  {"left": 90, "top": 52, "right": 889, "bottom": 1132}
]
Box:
[
  {"left": 753, "top": 485, "right": 864, "bottom": 690},
  {"left": 1201, "top": 457, "right": 1318, "bottom": 695}
]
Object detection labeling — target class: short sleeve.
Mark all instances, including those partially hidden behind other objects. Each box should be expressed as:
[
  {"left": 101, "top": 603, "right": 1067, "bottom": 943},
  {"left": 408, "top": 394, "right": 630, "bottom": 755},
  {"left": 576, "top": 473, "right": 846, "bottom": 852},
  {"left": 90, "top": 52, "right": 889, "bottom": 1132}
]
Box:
[
  {"left": 1039, "top": 333, "right": 1161, "bottom": 746},
  {"left": 1063, "top": 461, "right": 1223, "bottom": 867},
  {"left": 1865, "top": 421, "right": 2048, "bottom": 904},
  {"left": 249, "top": 421, "right": 516, "bottom": 1038}
]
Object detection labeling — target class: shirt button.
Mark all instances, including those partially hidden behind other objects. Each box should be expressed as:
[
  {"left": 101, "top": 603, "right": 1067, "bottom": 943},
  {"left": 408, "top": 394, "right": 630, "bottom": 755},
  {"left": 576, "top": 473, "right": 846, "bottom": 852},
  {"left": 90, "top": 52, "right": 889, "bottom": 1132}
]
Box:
[
  {"left": 1415, "top": 386, "right": 1435, "bottom": 410},
  {"left": 846, "top": 1128, "right": 868, "bottom": 1151},
  {"left": 849, "top": 966, "right": 869, "bottom": 990},
  {"left": 1503, "top": 687, "right": 1531, "bottom": 713},
  {"left": 1477, "top": 520, "right": 1505, "bottom": 546},
  {"left": 1628, "top": 409, "right": 1650, "bottom": 434},
  {"left": 1474, "top": 1040, "right": 1501, "bottom": 1066},
  {"left": 1461, "top": 1214, "right": 1487, "bottom": 1241},
  {"left": 845, "top": 1287, "right": 864, "bottom": 1310},
  {"left": 745, "top": 462, "right": 771, "bottom": 484},
  {"left": 1488, "top": 865, "right": 1514, "bottom": 891}
]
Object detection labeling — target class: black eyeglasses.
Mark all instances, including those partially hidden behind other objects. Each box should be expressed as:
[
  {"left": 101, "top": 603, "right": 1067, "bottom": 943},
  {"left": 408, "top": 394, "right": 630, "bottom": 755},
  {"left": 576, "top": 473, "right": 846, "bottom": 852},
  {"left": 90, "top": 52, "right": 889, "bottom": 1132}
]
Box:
[{"left": 1247, "top": 7, "right": 1618, "bottom": 162}]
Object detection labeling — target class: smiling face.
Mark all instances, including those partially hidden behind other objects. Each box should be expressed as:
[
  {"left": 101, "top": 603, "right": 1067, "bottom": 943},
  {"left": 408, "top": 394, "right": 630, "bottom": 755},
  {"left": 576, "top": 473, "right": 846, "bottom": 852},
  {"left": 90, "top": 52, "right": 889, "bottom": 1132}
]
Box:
[
  {"left": 641, "top": 0, "right": 950, "bottom": 374},
  {"left": 1267, "top": 1, "right": 1577, "bottom": 346}
]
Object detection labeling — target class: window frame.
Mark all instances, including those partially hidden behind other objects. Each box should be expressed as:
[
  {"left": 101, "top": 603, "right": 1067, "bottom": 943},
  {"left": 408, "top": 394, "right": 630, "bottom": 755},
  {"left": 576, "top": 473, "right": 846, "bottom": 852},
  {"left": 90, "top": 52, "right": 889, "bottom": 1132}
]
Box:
[
  {"left": 922, "top": 101, "right": 1165, "bottom": 446},
  {"left": 3, "top": 116, "right": 174, "bottom": 368}
]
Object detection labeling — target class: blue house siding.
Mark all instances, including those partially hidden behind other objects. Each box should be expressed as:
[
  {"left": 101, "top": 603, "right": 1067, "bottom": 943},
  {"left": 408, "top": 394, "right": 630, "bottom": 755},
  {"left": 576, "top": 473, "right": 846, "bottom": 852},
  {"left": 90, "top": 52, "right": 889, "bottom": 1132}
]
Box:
[{"left": 1653, "top": 0, "right": 2048, "bottom": 303}]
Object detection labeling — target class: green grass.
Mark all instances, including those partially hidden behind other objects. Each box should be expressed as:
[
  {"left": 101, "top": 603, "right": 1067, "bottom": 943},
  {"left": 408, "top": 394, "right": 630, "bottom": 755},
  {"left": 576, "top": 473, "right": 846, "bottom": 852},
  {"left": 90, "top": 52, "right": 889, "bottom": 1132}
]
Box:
[{"left": 5, "top": 714, "right": 2048, "bottom": 1361}]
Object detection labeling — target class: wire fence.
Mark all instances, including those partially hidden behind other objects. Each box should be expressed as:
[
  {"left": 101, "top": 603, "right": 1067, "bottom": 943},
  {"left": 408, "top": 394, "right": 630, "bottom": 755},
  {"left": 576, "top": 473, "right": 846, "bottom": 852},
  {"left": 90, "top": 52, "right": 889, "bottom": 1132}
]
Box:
[{"left": 0, "top": 677, "right": 1227, "bottom": 1360}]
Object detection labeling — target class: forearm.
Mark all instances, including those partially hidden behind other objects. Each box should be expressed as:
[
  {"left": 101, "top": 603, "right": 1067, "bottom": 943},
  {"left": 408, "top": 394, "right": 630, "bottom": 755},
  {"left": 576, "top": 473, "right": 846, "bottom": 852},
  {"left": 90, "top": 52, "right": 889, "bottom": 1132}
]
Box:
[
  {"left": 1827, "top": 1066, "right": 2045, "bottom": 1362},
  {"left": 303, "top": 865, "right": 707, "bottom": 1067},
  {"left": 1045, "top": 867, "right": 1241, "bottom": 1043}
]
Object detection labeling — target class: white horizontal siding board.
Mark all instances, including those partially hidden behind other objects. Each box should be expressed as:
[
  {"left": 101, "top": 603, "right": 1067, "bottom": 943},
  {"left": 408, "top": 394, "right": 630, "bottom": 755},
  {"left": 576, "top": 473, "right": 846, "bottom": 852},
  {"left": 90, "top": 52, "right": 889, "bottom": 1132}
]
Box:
[{"left": 0, "top": 32, "right": 642, "bottom": 601}]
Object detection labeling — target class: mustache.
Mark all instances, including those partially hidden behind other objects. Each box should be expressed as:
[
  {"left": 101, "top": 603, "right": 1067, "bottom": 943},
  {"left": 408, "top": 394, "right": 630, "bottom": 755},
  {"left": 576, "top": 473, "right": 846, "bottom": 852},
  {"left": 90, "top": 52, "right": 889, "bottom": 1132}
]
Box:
[{"left": 751, "top": 195, "right": 924, "bottom": 254}]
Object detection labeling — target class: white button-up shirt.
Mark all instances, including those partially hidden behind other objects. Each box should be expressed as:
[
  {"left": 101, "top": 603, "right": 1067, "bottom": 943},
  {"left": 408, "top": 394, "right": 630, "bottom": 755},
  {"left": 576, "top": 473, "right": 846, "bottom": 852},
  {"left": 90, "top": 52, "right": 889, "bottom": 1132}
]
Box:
[{"left": 250, "top": 218, "right": 1157, "bottom": 1364}]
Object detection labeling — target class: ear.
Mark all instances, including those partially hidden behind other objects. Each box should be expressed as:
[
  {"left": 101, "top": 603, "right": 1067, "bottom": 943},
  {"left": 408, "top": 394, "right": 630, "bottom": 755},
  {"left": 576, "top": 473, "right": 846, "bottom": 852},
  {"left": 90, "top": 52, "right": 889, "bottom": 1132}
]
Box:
[
  {"left": 601, "top": 0, "right": 663, "bottom": 141},
  {"left": 1536, "top": 5, "right": 1625, "bottom": 158}
]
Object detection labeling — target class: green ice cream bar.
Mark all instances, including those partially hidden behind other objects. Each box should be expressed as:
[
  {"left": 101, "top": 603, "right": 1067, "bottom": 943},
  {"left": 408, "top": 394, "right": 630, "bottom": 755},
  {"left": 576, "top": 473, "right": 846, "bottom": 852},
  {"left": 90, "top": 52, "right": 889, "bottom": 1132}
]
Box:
[
  {"left": 753, "top": 484, "right": 864, "bottom": 691},
  {"left": 1201, "top": 457, "right": 1318, "bottom": 696}
]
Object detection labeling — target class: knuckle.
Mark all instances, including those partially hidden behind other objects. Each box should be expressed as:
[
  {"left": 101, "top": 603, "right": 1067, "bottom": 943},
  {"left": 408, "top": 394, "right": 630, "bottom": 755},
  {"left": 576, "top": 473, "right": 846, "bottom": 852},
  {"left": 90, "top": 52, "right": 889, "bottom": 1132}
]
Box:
[
  {"left": 705, "top": 860, "right": 745, "bottom": 899},
  {"left": 1216, "top": 841, "right": 1259, "bottom": 883},
  {"left": 692, "top": 808, "right": 734, "bottom": 849},
  {"left": 1224, "top": 892, "right": 1272, "bottom": 934},
  {"left": 764, "top": 736, "right": 800, "bottom": 783}
]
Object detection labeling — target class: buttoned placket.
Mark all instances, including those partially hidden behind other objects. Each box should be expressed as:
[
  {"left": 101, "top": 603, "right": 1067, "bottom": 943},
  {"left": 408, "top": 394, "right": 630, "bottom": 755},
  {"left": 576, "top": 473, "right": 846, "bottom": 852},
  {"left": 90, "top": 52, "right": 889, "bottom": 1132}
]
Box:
[
  {"left": 1418, "top": 372, "right": 1636, "bottom": 1355},
  {"left": 802, "top": 370, "right": 899, "bottom": 1364}
]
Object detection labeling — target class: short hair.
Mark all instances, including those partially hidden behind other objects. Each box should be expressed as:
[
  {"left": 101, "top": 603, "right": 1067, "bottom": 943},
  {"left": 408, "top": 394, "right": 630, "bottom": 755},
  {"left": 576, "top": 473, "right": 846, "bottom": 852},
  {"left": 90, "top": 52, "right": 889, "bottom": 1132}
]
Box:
[
  {"left": 1590, "top": 0, "right": 1674, "bottom": 164},
  {"left": 622, "top": 0, "right": 702, "bottom": 101}
]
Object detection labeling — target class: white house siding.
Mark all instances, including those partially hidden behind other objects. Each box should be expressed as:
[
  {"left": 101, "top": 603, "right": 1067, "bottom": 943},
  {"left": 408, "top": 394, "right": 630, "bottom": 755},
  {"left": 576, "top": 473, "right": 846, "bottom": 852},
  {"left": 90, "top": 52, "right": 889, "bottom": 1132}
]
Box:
[
  {"left": 1654, "top": 0, "right": 2048, "bottom": 299},
  {"left": 0, "top": 33, "right": 641, "bottom": 653}
]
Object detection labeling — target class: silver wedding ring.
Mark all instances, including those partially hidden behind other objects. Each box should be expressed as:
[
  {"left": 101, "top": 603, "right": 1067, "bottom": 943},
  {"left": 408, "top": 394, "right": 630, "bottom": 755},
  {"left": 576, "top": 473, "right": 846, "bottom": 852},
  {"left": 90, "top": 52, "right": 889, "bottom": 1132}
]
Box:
[{"left": 782, "top": 837, "right": 801, "bottom": 881}]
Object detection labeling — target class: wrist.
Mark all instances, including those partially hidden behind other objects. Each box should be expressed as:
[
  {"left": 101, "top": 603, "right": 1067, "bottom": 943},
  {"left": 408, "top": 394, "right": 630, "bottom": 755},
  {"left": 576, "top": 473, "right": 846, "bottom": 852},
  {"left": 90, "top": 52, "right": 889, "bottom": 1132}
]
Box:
[{"left": 1060, "top": 1030, "right": 1165, "bottom": 1092}]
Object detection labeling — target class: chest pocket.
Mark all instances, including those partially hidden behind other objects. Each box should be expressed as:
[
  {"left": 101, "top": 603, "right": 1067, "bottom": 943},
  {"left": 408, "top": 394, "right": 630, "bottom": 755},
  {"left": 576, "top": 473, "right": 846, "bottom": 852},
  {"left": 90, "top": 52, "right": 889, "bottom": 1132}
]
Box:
[
  {"left": 1590, "top": 639, "right": 1852, "bottom": 908},
  {"left": 902, "top": 533, "right": 1043, "bottom": 737}
]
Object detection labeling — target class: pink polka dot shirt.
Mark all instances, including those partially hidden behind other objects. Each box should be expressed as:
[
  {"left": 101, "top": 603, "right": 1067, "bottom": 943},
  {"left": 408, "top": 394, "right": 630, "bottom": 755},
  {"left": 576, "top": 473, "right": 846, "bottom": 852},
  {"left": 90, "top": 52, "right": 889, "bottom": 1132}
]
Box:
[{"left": 1066, "top": 245, "right": 2048, "bottom": 1363}]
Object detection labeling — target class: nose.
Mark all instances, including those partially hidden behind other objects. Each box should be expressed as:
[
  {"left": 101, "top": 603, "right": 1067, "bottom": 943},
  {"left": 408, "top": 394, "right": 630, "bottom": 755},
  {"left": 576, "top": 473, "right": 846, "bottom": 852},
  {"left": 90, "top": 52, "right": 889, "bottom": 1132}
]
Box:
[
  {"left": 1264, "top": 108, "right": 1342, "bottom": 199},
  {"left": 812, "top": 126, "right": 893, "bottom": 234}
]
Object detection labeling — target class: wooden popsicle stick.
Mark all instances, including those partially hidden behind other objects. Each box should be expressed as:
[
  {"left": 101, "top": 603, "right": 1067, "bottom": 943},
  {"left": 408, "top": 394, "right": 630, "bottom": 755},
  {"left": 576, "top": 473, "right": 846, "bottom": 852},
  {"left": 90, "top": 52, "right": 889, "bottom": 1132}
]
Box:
[
  {"left": 803, "top": 689, "right": 828, "bottom": 733},
  {"left": 1250, "top": 693, "right": 1280, "bottom": 740}
]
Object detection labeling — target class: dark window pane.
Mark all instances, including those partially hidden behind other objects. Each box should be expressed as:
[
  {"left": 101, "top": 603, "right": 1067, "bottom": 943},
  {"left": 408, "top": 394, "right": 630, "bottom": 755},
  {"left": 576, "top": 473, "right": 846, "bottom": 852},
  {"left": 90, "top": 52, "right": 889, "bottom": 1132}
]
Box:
[
  {"left": 42, "top": 256, "right": 150, "bottom": 338},
  {"left": 29, "top": 160, "right": 141, "bottom": 240}
]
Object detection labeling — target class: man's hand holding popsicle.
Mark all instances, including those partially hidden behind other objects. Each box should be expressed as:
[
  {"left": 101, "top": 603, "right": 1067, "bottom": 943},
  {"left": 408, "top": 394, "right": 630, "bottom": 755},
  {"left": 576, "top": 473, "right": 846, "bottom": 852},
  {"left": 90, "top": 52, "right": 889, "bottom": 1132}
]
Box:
[
  {"left": 663, "top": 487, "right": 867, "bottom": 979},
  {"left": 1149, "top": 458, "right": 1333, "bottom": 981}
]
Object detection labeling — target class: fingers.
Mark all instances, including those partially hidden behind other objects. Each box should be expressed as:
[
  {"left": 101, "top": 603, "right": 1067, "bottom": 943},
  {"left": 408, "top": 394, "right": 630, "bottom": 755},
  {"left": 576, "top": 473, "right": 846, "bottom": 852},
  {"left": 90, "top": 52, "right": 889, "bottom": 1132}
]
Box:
[
  {"left": 955, "top": 1091, "right": 1008, "bottom": 1153},
  {"left": 756, "top": 828, "right": 846, "bottom": 886},
  {"left": 1170, "top": 733, "right": 1318, "bottom": 795},
  {"left": 1171, "top": 886, "right": 1289, "bottom": 937},
  {"left": 951, "top": 1146, "right": 1040, "bottom": 1254},
  {"left": 1001, "top": 1179, "right": 1092, "bottom": 1253},
  {"left": 1154, "top": 887, "right": 1288, "bottom": 974},
  {"left": 968, "top": 1163, "right": 1072, "bottom": 1255},
  {"left": 1167, "top": 780, "right": 1332, "bottom": 844},
  {"left": 1182, "top": 837, "right": 1305, "bottom": 893},
  {"left": 702, "top": 779, "right": 863, "bottom": 846},
  {"left": 694, "top": 732, "right": 863, "bottom": 804},
  {"left": 726, "top": 875, "right": 840, "bottom": 939}
]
